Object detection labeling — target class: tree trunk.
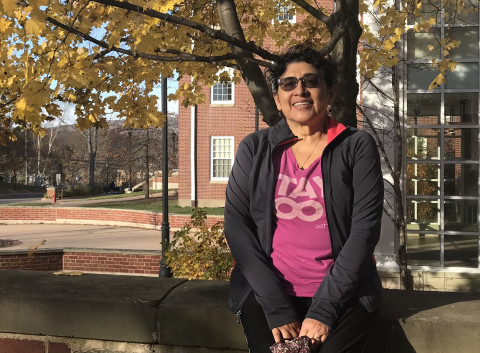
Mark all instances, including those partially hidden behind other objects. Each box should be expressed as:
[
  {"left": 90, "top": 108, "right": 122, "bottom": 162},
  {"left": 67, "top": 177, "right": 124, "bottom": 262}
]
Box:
[
  {"left": 392, "top": 60, "right": 411, "bottom": 290},
  {"left": 88, "top": 126, "right": 97, "bottom": 187},
  {"left": 216, "top": 0, "right": 280, "bottom": 126},
  {"left": 328, "top": 0, "right": 362, "bottom": 128}
]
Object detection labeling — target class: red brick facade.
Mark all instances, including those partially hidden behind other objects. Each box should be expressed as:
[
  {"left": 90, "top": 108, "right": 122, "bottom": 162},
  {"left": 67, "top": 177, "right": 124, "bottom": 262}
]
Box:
[
  {"left": 177, "top": 82, "right": 269, "bottom": 207},
  {"left": 0, "top": 250, "right": 162, "bottom": 276},
  {"left": 0, "top": 207, "right": 222, "bottom": 229}
]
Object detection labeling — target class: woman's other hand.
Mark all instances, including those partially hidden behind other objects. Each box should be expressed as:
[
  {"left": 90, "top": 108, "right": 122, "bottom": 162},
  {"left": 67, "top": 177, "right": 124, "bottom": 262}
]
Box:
[
  {"left": 271, "top": 321, "right": 302, "bottom": 343},
  {"left": 300, "top": 318, "right": 331, "bottom": 345}
]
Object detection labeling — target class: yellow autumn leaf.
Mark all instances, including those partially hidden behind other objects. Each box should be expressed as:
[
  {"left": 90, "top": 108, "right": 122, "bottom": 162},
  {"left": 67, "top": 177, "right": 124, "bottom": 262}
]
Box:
[
  {"left": 0, "top": 17, "right": 11, "bottom": 33},
  {"left": 25, "top": 17, "right": 46, "bottom": 36},
  {"left": 383, "top": 39, "right": 395, "bottom": 51},
  {"left": 107, "top": 31, "right": 122, "bottom": 49},
  {"left": 428, "top": 73, "right": 445, "bottom": 91},
  {"left": 15, "top": 97, "right": 27, "bottom": 111},
  {"left": 75, "top": 117, "right": 91, "bottom": 130},
  {"left": 1, "top": 0, "right": 17, "bottom": 16}
]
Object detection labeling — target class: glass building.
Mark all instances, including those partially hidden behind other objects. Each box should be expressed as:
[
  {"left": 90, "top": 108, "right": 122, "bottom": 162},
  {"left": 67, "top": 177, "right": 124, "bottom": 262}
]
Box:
[{"left": 404, "top": 2, "right": 479, "bottom": 269}]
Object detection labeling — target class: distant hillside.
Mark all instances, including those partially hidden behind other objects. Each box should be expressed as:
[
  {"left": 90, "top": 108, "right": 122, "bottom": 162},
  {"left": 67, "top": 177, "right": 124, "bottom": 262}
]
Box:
[{"left": 0, "top": 182, "right": 46, "bottom": 195}]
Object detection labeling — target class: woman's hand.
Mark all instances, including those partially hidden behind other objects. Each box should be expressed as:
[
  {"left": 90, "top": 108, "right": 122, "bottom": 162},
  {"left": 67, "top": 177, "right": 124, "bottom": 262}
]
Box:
[
  {"left": 300, "top": 318, "right": 331, "bottom": 345},
  {"left": 271, "top": 321, "right": 302, "bottom": 343}
]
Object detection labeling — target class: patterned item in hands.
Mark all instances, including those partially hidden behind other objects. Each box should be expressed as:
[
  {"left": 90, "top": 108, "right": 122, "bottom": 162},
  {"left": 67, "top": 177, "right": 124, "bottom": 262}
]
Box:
[{"left": 270, "top": 336, "right": 312, "bottom": 353}]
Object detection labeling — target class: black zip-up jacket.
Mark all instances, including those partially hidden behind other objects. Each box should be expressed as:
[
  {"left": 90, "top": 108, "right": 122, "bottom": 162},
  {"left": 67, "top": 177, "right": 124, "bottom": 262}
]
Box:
[{"left": 224, "top": 117, "right": 384, "bottom": 330}]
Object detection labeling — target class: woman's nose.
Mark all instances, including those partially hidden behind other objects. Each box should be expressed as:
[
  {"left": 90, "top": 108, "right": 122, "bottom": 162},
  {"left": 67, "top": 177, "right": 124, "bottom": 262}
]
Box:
[{"left": 293, "top": 79, "right": 308, "bottom": 94}]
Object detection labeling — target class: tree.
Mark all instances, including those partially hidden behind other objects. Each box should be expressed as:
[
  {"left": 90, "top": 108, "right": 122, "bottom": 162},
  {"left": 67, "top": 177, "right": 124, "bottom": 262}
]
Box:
[{"left": 0, "top": 0, "right": 360, "bottom": 135}]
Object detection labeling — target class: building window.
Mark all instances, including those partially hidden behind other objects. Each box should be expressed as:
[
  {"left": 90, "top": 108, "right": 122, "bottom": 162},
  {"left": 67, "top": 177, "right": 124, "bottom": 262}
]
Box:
[
  {"left": 211, "top": 136, "right": 234, "bottom": 181},
  {"left": 211, "top": 69, "right": 235, "bottom": 105},
  {"left": 276, "top": 2, "right": 296, "bottom": 23},
  {"left": 405, "top": 5, "right": 480, "bottom": 269}
]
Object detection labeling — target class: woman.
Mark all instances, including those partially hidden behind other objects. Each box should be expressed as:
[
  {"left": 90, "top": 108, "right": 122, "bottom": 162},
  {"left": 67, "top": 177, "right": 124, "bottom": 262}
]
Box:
[{"left": 224, "top": 45, "right": 383, "bottom": 353}]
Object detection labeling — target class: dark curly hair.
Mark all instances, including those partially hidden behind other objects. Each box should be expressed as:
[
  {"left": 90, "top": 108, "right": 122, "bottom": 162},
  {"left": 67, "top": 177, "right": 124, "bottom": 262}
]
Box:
[{"left": 265, "top": 45, "right": 337, "bottom": 92}]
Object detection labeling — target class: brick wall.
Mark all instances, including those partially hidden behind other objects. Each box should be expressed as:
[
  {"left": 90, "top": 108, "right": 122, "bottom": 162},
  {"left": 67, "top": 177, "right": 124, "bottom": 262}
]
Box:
[
  {"left": 0, "top": 337, "right": 71, "bottom": 353},
  {"left": 0, "top": 250, "right": 161, "bottom": 276},
  {"left": 0, "top": 251, "right": 63, "bottom": 271},
  {"left": 0, "top": 207, "right": 223, "bottom": 229},
  {"left": 63, "top": 251, "right": 161, "bottom": 275}
]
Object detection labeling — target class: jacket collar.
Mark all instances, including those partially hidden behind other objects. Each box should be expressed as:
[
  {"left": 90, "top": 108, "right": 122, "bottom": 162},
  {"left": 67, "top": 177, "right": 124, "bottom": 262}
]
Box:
[{"left": 269, "top": 116, "right": 348, "bottom": 148}]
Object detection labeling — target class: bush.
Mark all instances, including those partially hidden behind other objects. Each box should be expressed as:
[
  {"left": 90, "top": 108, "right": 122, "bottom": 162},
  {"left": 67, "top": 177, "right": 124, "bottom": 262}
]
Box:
[
  {"left": 164, "top": 208, "right": 233, "bottom": 280},
  {"left": 62, "top": 184, "right": 104, "bottom": 197}
]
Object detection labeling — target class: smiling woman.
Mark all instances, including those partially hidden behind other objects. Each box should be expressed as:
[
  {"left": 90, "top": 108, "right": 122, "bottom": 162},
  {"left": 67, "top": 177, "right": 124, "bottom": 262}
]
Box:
[{"left": 224, "top": 45, "right": 384, "bottom": 353}]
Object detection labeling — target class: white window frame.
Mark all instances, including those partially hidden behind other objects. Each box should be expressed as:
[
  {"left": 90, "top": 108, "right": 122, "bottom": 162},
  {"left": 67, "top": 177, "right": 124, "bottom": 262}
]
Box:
[
  {"left": 275, "top": 2, "right": 296, "bottom": 23},
  {"left": 210, "top": 136, "right": 234, "bottom": 181},
  {"left": 211, "top": 68, "right": 235, "bottom": 105}
]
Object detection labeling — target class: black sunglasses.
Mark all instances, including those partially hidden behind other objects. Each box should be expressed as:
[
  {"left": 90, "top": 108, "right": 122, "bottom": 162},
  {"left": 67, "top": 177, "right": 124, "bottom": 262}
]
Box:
[{"left": 277, "top": 73, "right": 323, "bottom": 92}]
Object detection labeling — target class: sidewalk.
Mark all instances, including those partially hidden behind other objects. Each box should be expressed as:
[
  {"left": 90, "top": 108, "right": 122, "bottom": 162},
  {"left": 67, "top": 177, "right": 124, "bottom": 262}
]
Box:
[{"left": 0, "top": 224, "right": 163, "bottom": 252}]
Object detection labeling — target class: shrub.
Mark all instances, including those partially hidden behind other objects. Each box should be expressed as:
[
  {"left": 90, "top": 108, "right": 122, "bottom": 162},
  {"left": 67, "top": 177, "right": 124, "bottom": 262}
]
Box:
[
  {"left": 62, "top": 184, "right": 104, "bottom": 197},
  {"left": 164, "top": 208, "right": 233, "bottom": 280}
]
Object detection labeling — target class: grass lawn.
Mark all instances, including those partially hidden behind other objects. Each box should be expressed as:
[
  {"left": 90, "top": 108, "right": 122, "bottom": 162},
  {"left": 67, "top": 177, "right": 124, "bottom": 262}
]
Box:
[{"left": 88, "top": 199, "right": 225, "bottom": 215}]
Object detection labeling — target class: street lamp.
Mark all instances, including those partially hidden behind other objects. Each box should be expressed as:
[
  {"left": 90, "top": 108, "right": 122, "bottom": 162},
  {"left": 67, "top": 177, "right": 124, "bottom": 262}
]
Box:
[{"left": 159, "top": 75, "right": 172, "bottom": 278}]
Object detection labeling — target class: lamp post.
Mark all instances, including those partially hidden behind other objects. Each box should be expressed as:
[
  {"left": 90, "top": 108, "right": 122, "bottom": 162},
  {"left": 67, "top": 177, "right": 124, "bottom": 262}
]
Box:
[{"left": 159, "top": 75, "right": 172, "bottom": 277}]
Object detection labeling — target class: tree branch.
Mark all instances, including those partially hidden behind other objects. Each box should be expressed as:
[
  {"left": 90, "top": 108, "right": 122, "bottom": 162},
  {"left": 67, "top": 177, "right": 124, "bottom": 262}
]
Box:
[
  {"left": 291, "top": 0, "right": 330, "bottom": 23},
  {"left": 90, "top": 0, "right": 278, "bottom": 61},
  {"left": 46, "top": 16, "right": 273, "bottom": 68},
  {"left": 357, "top": 103, "right": 398, "bottom": 186}
]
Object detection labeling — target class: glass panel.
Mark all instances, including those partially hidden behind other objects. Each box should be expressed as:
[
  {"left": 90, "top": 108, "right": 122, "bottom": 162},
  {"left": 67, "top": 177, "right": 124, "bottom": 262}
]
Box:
[
  {"left": 408, "top": 0, "right": 441, "bottom": 26},
  {"left": 407, "top": 233, "right": 441, "bottom": 266},
  {"left": 407, "top": 199, "right": 440, "bottom": 231},
  {"left": 444, "top": 128, "right": 479, "bottom": 160},
  {"left": 212, "top": 83, "right": 232, "bottom": 101},
  {"left": 407, "top": 128, "right": 441, "bottom": 159},
  {"left": 445, "top": 2, "right": 479, "bottom": 25},
  {"left": 407, "top": 30, "right": 441, "bottom": 60},
  {"left": 444, "top": 164, "right": 479, "bottom": 196},
  {"left": 445, "top": 200, "right": 479, "bottom": 232},
  {"left": 444, "top": 235, "right": 478, "bottom": 268},
  {"left": 445, "top": 63, "right": 479, "bottom": 89},
  {"left": 444, "top": 93, "right": 479, "bottom": 124},
  {"left": 407, "top": 93, "right": 441, "bottom": 125},
  {"left": 448, "top": 27, "right": 479, "bottom": 59},
  {"left": 407, "top": 64, "right": 439, "bottom": 90},
  {"left": 406, "top": 163, "right": 440, "bottom": 196}
]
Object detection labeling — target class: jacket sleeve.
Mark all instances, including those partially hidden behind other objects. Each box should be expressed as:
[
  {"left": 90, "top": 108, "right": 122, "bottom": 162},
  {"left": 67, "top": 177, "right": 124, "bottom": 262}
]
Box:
[
  {"left": 225, "top": 138, "right": 300, "bottom": 329},
  {"left": 306, "top": 131, "right": 384, "bottom": 329}
]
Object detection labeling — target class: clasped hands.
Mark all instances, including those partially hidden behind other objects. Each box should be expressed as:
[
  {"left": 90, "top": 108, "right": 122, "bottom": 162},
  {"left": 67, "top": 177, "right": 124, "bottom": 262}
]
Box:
[{"left": 272, "top": 318, "right": 330, "bottom": 347}]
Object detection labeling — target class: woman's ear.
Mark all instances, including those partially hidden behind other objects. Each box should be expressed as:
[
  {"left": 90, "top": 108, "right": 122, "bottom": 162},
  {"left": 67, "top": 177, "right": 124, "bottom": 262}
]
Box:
[{"left": 328, "top": 85, "right": 337, "bottom": 105}]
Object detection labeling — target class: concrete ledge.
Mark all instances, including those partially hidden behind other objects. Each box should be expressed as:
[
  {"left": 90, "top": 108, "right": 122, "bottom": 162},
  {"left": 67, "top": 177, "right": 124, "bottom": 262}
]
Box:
[{"left": 1, "top": 270, "right": 480, "bottom": 353}]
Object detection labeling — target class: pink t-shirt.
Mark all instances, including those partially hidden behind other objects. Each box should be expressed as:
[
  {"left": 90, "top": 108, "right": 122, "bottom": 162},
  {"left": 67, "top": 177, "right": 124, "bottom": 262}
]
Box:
[{"left": 271, "top": 144, "right": 334, "bottom": 297}]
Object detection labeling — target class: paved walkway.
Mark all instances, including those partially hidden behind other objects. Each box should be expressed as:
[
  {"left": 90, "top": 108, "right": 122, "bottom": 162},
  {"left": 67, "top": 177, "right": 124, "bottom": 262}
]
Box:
[
  {"left": 0, "top": 224, "right": 163, "bottom": 252},
  {"left": 0, "top": 192, "right": 170, "bottom": 252}
]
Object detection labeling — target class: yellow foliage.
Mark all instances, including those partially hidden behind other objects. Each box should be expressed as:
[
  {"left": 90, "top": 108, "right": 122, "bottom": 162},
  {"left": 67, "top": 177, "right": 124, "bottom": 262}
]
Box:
[
  {"left": 164, "top": 208, "right": 233, "bottom": 281},
  {"left": 0, "top": 0, "right": 17, "bottom": 17},
  {"left": 428, "top": 73, "right": 445, "bottom": 91},
  {"left": 0, "top": 0, "right": 474, "bottom": 139}
]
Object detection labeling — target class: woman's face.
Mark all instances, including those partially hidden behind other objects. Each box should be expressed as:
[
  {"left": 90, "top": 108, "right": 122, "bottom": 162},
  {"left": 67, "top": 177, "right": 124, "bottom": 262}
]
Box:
[{"left": 273, "top": 61, "right": 335, "bottom": 128}]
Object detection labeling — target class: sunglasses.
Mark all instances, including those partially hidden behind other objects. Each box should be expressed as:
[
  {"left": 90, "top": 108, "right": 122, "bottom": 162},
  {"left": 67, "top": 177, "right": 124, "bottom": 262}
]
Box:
[{"left": 277, "top": 73, "right": 323, "bottom": 91}]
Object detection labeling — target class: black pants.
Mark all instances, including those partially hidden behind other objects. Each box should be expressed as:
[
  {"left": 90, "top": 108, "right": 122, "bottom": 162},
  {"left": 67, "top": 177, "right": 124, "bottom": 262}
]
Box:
[{"left": 239, "top": 292, "right": 377, "bottom": 353}]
